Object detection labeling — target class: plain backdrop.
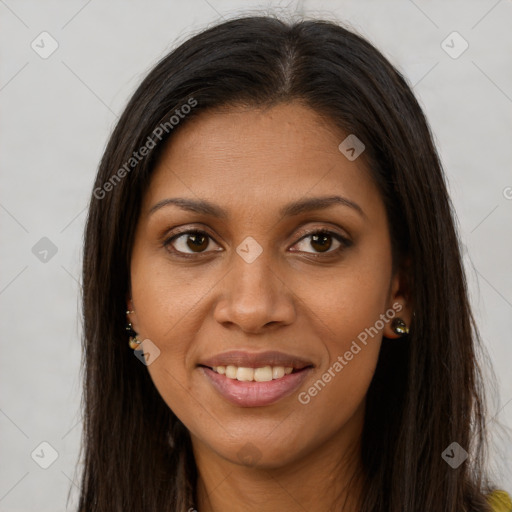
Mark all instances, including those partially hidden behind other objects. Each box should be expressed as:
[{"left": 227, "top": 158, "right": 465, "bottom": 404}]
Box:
[{"left": 1, "top": 1, "right": 511, "bottom": 510}]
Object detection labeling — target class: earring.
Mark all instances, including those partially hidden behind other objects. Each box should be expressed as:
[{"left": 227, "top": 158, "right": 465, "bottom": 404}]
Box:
[
  {"left": 391, "top": 317, "right": 409, "bottom": 336},
  {"left": 128, "top": 336, "right": 142, "bottom": 350},
  {"left": 126, "top": 320, "right": 141, "bottom": 349}
]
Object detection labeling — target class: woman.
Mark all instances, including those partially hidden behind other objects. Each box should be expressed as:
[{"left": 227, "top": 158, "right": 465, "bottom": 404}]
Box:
[{"left": 77, "top": 15, "right": 511, "bottom": 512}]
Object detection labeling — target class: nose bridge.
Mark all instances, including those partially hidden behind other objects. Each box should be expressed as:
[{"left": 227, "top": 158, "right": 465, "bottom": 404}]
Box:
[
  {"left": 213, "top": 244, "right": 295, "bottom": 332},
  {"left": 233, "top": 249, "right": 275, "bottom": 301}
]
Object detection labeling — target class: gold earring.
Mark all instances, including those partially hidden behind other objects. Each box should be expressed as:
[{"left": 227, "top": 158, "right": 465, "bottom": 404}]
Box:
[
  {"left": 128, "top": 335, "right": 142, "bottom": 350},
  {"left": 391, "top": 317, "right": 409, "bottom": 336},
  {"left": 126, "top": 321, "right": 141, "bottom": 349}
]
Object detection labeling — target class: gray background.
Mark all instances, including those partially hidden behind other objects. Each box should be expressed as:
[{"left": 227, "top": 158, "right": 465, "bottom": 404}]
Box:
[{"left": 1, "top": 1, "right": 511, "bottom": 510}]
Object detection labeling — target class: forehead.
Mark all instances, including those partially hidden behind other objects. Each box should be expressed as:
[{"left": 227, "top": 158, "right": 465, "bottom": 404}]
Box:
[{"left": 142, "top": 102, "right": 381, "bottom": 218}]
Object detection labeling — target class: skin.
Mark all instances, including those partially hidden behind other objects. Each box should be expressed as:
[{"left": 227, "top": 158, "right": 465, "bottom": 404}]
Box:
[{"left": 128, "top": 102, "right": 411, "bottom": 512}]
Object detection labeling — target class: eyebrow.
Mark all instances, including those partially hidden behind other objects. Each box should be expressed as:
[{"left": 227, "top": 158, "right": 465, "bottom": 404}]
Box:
[{"left": 148, "top": 195, "right": 366, "bottom": 219}]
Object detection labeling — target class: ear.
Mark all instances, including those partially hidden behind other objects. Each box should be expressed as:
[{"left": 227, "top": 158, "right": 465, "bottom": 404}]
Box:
[{"left": 383, "top": 263, "right": 413, "bottom": 339}]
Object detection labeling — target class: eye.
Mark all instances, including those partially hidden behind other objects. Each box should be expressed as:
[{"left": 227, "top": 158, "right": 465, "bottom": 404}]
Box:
[
  {"left": 163, "top": 228, "right": 351, "bottom": 258},
  {"left": 291, "top": 230, "right": 350, "bottom": 255},
  {"left": 164, "top": 229, "right": 221, "bottom": 256}
]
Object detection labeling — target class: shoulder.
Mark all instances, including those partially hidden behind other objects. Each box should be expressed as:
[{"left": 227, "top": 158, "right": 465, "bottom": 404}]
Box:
[{"left": 487, "top": 490, "right": 512, "bottom": 512}]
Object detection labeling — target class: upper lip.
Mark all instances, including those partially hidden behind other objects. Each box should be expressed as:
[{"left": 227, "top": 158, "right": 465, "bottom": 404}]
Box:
[{"left": 199, "top": 350, "right": 314, "bottom": 370}]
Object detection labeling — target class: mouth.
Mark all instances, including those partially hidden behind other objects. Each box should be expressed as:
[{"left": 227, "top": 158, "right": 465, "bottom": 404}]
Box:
[
  {"left": 198, "top": 350, "right": 313, "bottom": 381},
  {"left": 197, "top": 350, "right": 314, "bottom": 407}
]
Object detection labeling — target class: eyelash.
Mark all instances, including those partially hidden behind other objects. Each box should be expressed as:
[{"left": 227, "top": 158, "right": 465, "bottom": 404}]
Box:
[{"left": 162, "top": 228, "right": 352, "bottom": 259}]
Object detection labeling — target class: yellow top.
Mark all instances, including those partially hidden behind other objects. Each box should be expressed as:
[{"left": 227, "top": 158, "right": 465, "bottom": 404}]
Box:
[{"left": 487, "top": 490, "right": 512, "bottom": 512}]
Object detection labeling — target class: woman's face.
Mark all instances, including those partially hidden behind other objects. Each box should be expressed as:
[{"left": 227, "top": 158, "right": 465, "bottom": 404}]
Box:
[{"left": 129, "top": 102, "right": 410, "bottom": 470}]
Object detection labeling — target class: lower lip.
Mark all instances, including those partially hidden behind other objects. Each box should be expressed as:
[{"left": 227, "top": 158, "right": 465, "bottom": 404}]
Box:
[{"left": 200, "top": 366, "right": 312, "bottom": 407}]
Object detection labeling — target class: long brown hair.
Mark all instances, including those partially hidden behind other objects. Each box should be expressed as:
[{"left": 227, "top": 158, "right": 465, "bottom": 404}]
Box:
[{"left": 76, "top": 15, "right": 499, "bottom": 511}]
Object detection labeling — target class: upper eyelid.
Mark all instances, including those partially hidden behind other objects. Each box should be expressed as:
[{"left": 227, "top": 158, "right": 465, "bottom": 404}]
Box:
[
  {"left": 164, "top": 227, "right": 221, "bottom": 245},
  {"left": 295, "top": 226, "right": 349, "bottom": 241}
]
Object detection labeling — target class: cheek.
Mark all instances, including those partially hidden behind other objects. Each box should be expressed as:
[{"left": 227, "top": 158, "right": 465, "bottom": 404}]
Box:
[
  {"left": 320, "top": 281, "right": 388, "bottom": 363},
  {"left": 129, "top": 249, "right": 228, "bottom": 421},
  {"left": 130, "top": 248, "right": 218, "bottom": 344},
  {"left": 130, "top": 289, "right": 200, "bottom": 426},
  {"left": 298, "top": 281, "right": 384, "bottom": 412},
  {"left": 292, "top": 277, "right": 385, "bottom": 448},
  {"left": 293, "top": 240, "right": 391, "bottom": 406},
  {"left": 131, "top": 253, "right": 198, "bottom": 409},
  {"left": 297, "top": 244, "right": 392, "bottom": 349}
]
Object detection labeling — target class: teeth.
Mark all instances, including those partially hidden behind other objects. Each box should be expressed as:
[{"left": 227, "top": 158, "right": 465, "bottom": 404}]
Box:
[
  {"left": 253, "top": 366, "right": 272, "bottom": 382},
  {"left": 225, "top": 365, "right": 237, "bottom": 379},
  {"left": 212, "top": 365, "right": 296, "bottom": 381},
  {"left": 272, "top": 366, "right": 284, "bottom": 379},
  {"left": 236, "top": 367, "right": 254, "bottom": 381}
]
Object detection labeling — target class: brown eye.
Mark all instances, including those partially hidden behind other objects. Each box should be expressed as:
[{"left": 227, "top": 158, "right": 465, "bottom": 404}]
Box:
[
  {"left": 310, "top": 233, "right": 333, "bottom": 252},
  {"left": 292, "top": 230, "right": 350, "bottom": 255},
  {"left": 165, "top": 230, "right": 220, "bottom": 255}
]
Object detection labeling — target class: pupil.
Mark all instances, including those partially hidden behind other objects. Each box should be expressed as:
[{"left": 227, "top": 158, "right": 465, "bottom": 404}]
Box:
[
  {"left": 187, "top": 234, "right": 208, "bottom": 252},
  {"left": 311, "top": 233, "right": 331, "bottom": 252}
]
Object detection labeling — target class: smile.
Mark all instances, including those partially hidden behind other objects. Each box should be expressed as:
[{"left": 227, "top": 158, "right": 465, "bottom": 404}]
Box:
[{"left": 199, "top": 365, "right": 312, "bottom": 407}]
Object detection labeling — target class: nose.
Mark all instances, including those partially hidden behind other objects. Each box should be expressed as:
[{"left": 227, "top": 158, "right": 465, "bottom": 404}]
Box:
[{"left": 213, "top": 250, "right": 296, "bottom": 334}]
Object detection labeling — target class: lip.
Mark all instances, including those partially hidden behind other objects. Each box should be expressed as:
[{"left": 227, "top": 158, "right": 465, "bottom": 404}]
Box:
[
  {"left": 200, "top": 365, "right": 313, "bottom": 407},
  {"left": 199, "top": 350, "right": 313, "bottom": 370}
]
